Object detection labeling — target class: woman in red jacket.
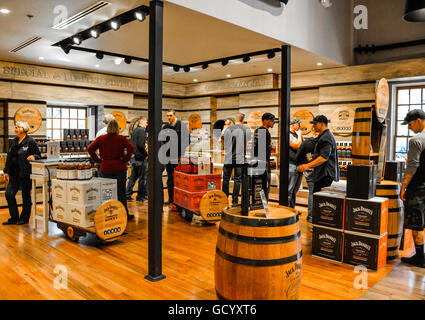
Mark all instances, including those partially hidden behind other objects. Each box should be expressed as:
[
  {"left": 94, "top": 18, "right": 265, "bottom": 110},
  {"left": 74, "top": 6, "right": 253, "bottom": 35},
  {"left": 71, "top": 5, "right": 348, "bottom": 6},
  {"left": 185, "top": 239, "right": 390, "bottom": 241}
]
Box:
[{"left": 88, "top": 119, "right": 135, "bottom": 219}]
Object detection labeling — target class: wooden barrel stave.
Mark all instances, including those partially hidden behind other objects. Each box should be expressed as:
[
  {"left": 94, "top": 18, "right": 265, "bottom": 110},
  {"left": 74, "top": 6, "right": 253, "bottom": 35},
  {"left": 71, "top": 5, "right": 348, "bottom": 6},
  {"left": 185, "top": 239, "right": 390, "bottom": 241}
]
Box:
[
  {"left": 375, "top": 181, "right": 403, "bottom": 260},
  {"left": 352, "top": 107, "right": 372, "bottom": 165},
  {"left": 215, "top": 206, "right": 302, "bottom": 300}
]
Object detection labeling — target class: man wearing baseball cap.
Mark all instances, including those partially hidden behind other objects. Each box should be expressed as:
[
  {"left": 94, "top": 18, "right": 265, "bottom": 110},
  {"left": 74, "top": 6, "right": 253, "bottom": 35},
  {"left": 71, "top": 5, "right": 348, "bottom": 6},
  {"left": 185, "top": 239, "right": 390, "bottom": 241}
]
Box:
[
  {"left": 399, "top": 109, "right": 425, "bottom": 268},
  {"left": 253, "top": 112, "right": 277, "bottom": 200},
  {"left": 298, "top": 115, "right": 339, "bottom": 195},
  {"left": 288, "top": 117, "right": 303, "bottom": 208}
]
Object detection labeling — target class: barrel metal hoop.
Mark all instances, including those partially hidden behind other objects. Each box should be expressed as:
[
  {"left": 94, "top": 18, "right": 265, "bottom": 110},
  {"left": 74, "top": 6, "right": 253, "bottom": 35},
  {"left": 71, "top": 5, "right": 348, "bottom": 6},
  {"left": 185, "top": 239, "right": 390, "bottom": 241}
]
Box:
[
  {"left": 376, "top": 185, "right": 401, "bottom": 190},
  {"left": 387, "top": 246, "right": 400, "bottom": 251},
  {"left": 355, "top": 107, "right": 372, "bottom": 112},
  {"left": 388, "top": 233, "right": 402, "bottom": 239},
  {"left": 221, "top": 212, "right": 299, "bottom": 227},
  {"left": 219, "top": 227, "right": 301, "bottom": 244},
  {"left": 354, "top": 118, "right": 372, "bottom": 123},
  {"left": 351, "top": 154, "right": 371, "bottom": 160},
  {"left": 351, "top": 132, "right": 371, "bottom": 137},
  {"left": 389, "top": 208, "right": 403, "bottom": 213},
  {"left": 216, "top": 247, "right": 303, "bottom": 267},
  {"left": 377, "top": 194, "right": 401, "bottom": 199}
]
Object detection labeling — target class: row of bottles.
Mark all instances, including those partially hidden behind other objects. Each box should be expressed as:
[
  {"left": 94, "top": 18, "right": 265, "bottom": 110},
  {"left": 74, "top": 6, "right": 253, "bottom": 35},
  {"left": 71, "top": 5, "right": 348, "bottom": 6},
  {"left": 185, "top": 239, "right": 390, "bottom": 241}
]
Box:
[
  {"left": 336, "top": 142, "right": 352, "bottom": 159},
  {"left": 57, "top": 160, "right": 93, "bottom": 180},
  {"left": 35, "top": 139, "right": 48, "bottom": 153},
  {"left": 338, "top": 160, "right": 352, "bottom": 178},
  {"left": 60, "top": 140, "right": 91, "bottom": 153},
  {"left": 64, "top": 129, "right": 89, "bottom": 141}
]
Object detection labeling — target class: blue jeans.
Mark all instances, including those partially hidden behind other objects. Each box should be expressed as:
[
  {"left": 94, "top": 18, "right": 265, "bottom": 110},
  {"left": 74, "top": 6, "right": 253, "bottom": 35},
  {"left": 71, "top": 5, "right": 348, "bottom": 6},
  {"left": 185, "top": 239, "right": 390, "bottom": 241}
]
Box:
[
  {"left": 305, "top": 171, "right": 315, "bottom": 220},
  {"left": 222, "top": 164, "right": 243, "bottom": 204},
  {"left": 126, "top": 161, "right": 148, "bottom": 200},
  {"left": 288, "top": 163, "right": 302, "bottom": 208}
]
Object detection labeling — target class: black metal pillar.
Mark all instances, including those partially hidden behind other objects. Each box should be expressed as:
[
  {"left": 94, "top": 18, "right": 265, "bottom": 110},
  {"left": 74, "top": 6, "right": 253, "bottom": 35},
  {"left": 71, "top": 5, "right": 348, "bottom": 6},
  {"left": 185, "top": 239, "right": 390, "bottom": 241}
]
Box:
[
  {"left": 279, "top": 45, "right": 291, "bottom": 206},
  {"left": 145, "top": 0, "right": 166, "bottom": 282}
]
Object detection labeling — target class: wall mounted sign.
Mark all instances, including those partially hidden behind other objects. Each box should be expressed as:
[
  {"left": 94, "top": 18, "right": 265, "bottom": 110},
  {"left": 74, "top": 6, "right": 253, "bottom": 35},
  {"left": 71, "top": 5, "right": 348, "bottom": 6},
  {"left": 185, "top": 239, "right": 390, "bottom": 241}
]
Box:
[
  {"left": 111, "top": 111, "right": 127, "bottom": 133},
  {"left": 375, "top": 78, "right": 389, "bottom": 123},
  {"left": 293, "top": 109, "right": 314, "bottom": 135},
  {"left": 14, "top": 105, "right": 42, "bottom": 134},
  {"left": 188, "top": 113, "right": 202, "bottom": 132},
  {"left": 330, "top": 107, "right": 355, "bottom": 136}
]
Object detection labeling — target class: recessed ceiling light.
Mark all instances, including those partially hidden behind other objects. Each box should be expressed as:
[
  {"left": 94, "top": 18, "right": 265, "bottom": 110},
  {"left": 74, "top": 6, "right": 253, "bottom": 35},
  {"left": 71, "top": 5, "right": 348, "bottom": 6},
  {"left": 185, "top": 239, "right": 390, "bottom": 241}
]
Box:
[
  {"left": 226, "top": 74, "right": 231, "bottom": 78},
  {"left": 39, "top": 56, "right": 44, "bottom": 60},
  {"left": 316, "top": 62, "right": 323, "bottom": 66},
  {"left": 114, "top": 58, "right": 122, "bottom": 65},
  {"left": 95, "top": 64, "right": 100, "bottom": 68},
  {"left": 193, "top": 79, "right": 198, "bottom": 82},
  {"left": 267, "top": 68, "right": 273, "bottom": 72},
  {"left": 0, "top": 8, "right": 10, "bottom": 14}
]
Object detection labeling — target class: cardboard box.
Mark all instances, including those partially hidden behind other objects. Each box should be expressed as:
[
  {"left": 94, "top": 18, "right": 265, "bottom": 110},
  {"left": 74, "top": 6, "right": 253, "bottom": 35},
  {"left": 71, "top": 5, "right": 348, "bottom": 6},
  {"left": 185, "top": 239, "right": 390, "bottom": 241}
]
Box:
[
  {"left": 93, "top": 177, "right": 118, "bottom": 202},
  {"left": 68, "top": 203, "right": 97, "bottom": 228},
  {"left": 67, "top": 179, "right": 101, "bottom": 205},
  {"left": 312, "top": 225, "right": 344, "bottom": 262},
  {"left": 176, "top": 187, "right": 204, "bottom": 211},
  {"left": 347, "top": 164, "right": 377, "bottom": 200},
  {"left": 52, "top": 179, "right": 68, "bottom": 203},
  {"left": 345, "top": 197, "right": 388, "bottom": 236},
  {"left": 384, "top": 161, "right": 405, "bottom": 183},
  {"left": 312, "top": 191, "right": 345, "bottom": 229},
  {"left": 174, "top": 171, "right": 221, "bottom": 192},
  {"left": 52, "top": 200, "right": 70, "bottom": 223},
  {"left": 343, "top": 230, "right": 388, "bottom": 271}
]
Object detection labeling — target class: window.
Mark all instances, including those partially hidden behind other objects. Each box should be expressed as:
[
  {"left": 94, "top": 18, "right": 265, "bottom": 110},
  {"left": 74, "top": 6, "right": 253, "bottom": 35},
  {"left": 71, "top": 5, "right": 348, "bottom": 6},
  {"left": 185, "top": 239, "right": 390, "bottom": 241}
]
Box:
[
  {"left": 394, "top": 86, "right": 425, "bottom": 160},
  {"left": 46, "top": 106, "right": 87, "bottom": 140}
]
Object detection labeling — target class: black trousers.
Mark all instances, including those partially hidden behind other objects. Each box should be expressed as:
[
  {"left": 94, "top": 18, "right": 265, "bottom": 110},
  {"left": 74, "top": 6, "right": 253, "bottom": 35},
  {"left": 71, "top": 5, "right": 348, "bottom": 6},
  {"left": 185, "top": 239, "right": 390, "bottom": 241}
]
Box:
[
  {"left": 222, "top": 164, "right": 243, "bottom": 204},
  {"left": 126, "top": 161, "right": 148, "bottom": 200},
  {"left": 100, "top": 170, "right": 128, "bottom": 215},
  {"left": 5, "top": 176, "right": 32, "bottom": 222},
  {"left": 165, "top": 163, "right": 178, "bottom": 202},
  {"left": 313, "top": 175, "right": 334, "bottom": 194}
]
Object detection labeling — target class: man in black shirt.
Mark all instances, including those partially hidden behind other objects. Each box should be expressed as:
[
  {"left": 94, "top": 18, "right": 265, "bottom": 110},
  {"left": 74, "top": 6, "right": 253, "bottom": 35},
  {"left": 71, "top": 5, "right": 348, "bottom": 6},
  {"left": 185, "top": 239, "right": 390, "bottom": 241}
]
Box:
[
  {"left": 296, "top": 136, "right": 317, "bottom": 223},
  {"left": 298, "top": 115, "right": 339, "bottom": 194},
  {"left": 162, "top": 109, "right": 189, "bottom": 205},
  {"left": 222, "top": 113, "right": 251, "bottom": 206},
  {"left": 253, "top": 112, "right": 276, "bottom": 201}
]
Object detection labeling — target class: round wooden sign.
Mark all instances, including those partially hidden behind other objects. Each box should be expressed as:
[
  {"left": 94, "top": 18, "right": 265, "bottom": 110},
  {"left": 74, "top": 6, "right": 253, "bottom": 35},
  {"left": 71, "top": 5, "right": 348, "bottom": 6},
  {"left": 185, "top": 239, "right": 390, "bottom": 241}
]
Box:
[
  {"left": 111, "top": 111, "right": 127, "bottom": 134},
  {"left": 293, "top": 110, "right": 314, "bottom": 135},
  {"left": 94, "top": 200, "right": 127, "bottom": 242},
  {"left": 330, "top": 107, "right": 355, "bottom": 136},
  {"left": 376, "top": 78, "right": 389, "bottom": 123},
  {"left": 188, "top": 113, "right": 202, "bottom": 132},
  {"left": 199, "top": 190, "right": 228, "bottom": 222},
  {"left": 247, "top": 111, "right": 264, "bottom": 129},
  {"left": 14, "top": 106, "right": 42, "bottom": 134}
]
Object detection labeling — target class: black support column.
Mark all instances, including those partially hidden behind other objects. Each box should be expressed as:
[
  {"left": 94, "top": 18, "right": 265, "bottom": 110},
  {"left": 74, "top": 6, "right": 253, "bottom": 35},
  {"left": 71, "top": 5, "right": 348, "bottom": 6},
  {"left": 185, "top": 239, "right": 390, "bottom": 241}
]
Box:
[
  {"left": 145, "top": 0, "right": 166, "bottom": 282},
  {"left": 279, "top": 45, "right": 291, "bottom": 207}
]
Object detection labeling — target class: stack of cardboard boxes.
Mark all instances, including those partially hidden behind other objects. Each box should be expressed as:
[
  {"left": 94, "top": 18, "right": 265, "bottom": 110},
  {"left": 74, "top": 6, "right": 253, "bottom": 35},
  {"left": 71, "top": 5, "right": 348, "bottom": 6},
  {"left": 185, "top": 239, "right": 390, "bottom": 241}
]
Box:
[
  {"left": 52, "top": 177, "right": 117, "bottom": 228},
  {"left": 312, "top": 164, "right": 389, "bottom": 270}
]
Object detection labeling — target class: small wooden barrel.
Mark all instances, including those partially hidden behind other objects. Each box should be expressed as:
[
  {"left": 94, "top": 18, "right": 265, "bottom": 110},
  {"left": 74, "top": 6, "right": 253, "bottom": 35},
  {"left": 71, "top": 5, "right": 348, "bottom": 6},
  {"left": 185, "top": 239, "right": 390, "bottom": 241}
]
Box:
[
  {"left": 215, "top": 206, "right": 302, "bottom": 300},
  {"left": 351, "top": 106, "right": 372, "bottom": 165},
  {"left": 375, "top": 181, "right": 403, "bottom": 260}
]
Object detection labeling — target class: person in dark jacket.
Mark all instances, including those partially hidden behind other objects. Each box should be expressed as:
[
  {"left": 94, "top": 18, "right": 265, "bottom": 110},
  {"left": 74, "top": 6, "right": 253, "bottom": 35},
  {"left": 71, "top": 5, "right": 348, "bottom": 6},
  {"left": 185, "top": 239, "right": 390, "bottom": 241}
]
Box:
[
  {"left": 161, "top": 109, "right": 189, "bottom": 205},
  {"left": 2, "top": 121, "right": 41, "bottom": 225},
  {"left": 126, "top": 116, "right": 148, "bottom": 203},
  {"left": 296, "top": 136, "right": 318, "bottom": 223},
  {"left": 88, "top": 120, "right": 135, "bottom": 219}
]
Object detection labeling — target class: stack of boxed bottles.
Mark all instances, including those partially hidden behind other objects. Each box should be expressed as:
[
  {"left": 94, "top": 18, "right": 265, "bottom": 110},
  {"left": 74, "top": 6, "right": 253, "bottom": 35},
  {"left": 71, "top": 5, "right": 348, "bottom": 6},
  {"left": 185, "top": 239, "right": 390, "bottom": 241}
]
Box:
[{"left": 52, "top": 160, "right": 117, "bottom": 229}]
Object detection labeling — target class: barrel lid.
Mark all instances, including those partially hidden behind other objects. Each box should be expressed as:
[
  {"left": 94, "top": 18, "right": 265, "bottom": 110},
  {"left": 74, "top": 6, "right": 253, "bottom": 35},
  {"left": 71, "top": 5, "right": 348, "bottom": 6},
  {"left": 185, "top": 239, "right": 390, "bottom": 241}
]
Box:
[
  {"left": 377, "top": 180, "right": 400, "bottom": 185},
  {"left": 223, "top": 205, "right": 298, "bottom": 226}
]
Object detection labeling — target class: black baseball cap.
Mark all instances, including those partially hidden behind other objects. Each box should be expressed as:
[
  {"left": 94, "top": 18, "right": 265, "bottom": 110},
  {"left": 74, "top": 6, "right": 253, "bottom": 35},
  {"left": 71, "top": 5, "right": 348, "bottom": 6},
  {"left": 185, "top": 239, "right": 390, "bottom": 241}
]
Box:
[
  {"left": 262, "top": 112, "right": 277, "bottom": 121},
  {"left": 401, "top": 109, "right": 425, "bottom": 125},
  {"left": 310, "top": 115, "right": 329, "bottom": 125}
]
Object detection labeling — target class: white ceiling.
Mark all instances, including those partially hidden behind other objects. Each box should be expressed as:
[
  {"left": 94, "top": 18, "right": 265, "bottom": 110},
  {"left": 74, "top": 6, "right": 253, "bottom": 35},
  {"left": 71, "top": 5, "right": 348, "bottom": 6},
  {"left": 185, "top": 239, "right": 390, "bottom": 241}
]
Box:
[{"left": 0, "top": 0, "right": 343, "bottom": 84}]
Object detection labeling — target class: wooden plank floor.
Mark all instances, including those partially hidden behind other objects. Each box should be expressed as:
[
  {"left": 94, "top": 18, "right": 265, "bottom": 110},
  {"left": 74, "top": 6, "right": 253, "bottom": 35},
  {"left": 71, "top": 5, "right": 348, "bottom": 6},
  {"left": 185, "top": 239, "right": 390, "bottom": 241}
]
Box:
[{"left": 0, "top": 201, "right": 424, "bottom": 300}]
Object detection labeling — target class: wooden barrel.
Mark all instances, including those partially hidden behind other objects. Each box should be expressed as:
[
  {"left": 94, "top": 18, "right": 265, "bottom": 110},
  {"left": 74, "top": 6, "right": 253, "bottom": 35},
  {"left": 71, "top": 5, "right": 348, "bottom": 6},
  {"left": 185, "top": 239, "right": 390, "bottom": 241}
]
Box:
[
  {"left": 375, "top": 181, "right": 403, "bottom": 260},
  {"left": 351, "top": 106, "right": 372, "bottom": 165},
  {"left": 215, "top": 206, "right": 302, "bottom": 300}
]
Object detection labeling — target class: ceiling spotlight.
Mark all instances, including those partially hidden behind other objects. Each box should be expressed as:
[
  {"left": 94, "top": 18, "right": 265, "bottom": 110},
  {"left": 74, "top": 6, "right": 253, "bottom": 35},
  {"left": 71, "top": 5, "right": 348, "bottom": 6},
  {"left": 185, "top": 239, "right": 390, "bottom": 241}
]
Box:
[
  {"left": 267, "top": 68, "right": 273, "bottom": 72},
  {"left": 221, "top": 59, "right": 229, "bottom": 66},
  {"left": 242, "top": 56, "right": 251, "bottom": 63},
  {"left": 72, "top": 36, "right": 81, "bottom": 45},
  {"left": 39, "top": 56, "right": 44, "bottom": 60},
  {"left": 114, "top": 58, "right": 123, "bottom": 65},
  {"left": 124, "top": 57, "right": 132, "bottom": 64},
  {"left": 95, "top": 64, "right": 100, "bottom": 68},
  {"left": 267, "top": 51, "right": 276, "bottom": 59},
  {"left": 173, "top": 66, "right": 180, "bottom": 72},
  {"left": 90, "top": 28, "right": 100, "bottom": 39},
  {"left": 226, "top": 74, "right": 231, "bottom": 78},
  {"left": 319, "top": 0, "right": 332, "bottom": 8},
  {"left": 110, "top": 20, "right": 120, "bottom": 30},
  {"left": 0, "top": 8, "right": 10, "bottom": 14},
  {"left": 135, "top": 10, "right": 146, "bottom": 22},
  {"left": 184, "top": 66, "right": 191, "bottom": 72},
  {"left": 316, "top": 62, "right": 323, "bottom": 66},
  {"left": 193, "top": 79, "right": 198, "bottom": 82},
  {"left": 96, "top": 52, "right": 104, "bottom": 60},
  {"left": 60, "top": 43, "right": 71, "bottom": 54},
  {"left": 202, "top": 63, "right": 209, "bottom": 70},
  {"left": 404, "top": 0, "right": 425, "bottom": 22}
]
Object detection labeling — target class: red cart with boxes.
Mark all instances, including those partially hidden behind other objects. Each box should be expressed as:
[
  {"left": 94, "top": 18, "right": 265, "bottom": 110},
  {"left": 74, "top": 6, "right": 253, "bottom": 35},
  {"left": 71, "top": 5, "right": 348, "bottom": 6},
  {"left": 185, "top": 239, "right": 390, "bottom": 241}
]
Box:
[{"left": 173, "top": 157, "right": 228, "bottom": 223}]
